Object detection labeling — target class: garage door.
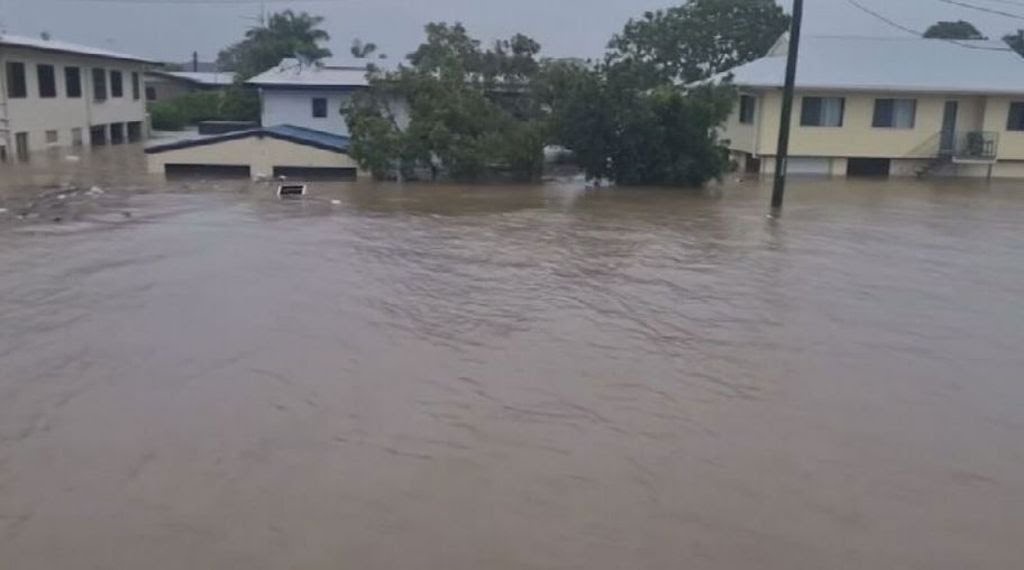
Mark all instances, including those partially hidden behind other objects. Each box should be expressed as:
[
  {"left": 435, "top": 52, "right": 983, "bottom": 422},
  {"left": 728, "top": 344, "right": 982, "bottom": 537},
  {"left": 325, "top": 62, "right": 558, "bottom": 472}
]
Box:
[
  {"left": 273, "top": 166, "right": 358, "bottom": 181},
  {"left": 785, "top": 157, "right": 832, "bottom": 176},
  {"left": 165, "top": 164, "right": 252, "bottom": 179}
]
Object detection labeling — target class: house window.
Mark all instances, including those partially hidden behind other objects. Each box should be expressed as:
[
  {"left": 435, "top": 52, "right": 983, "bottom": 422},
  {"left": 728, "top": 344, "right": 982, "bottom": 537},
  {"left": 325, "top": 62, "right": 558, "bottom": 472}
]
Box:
[
  {"left": 37, "top": 64, "right": 57, "bottom": 98},
  {"left": 45, "top": 130, "right": 59, "bottom": 145},
  {"left": 92, "top": 68, "right": 107, "bottom": 101},
  {"left": 800, "top": 96, "right": 845, "bottom": 127},
  {"left": 146, "top": 86, "right": 157, "bottom": 101},
  {"left": 739, "top": 95, "right": 756, "bottom": 124},
  {"left": 312, "top": 97, "right": 328, "bottom": 118},
  {"left": 131, "top": 72, "right": 140, "bottom": 100},
  {"left": 65, "top": 67, "right": 82, "bottom": 98},
  {"left": 1007, "top": 102, "right": 1024, "bottom": 131},
  {"left": 873, "top": 99, "right": 916, "bottom": 129},
  {"left": 110, "top": 70, "right": 123, "bottom": 98},
  {"left": 6, "top": 62, "right": 27, "bottom": 98},
  {"left": 71, "top": 128, "right": 84, "bottom": 147}
]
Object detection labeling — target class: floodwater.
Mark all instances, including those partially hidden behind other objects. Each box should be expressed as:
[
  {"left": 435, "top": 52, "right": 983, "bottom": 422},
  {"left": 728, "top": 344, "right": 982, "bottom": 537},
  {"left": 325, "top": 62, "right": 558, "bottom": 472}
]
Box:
[{"left": 1, "top": 146, "right": 1023, "bottom": 570}]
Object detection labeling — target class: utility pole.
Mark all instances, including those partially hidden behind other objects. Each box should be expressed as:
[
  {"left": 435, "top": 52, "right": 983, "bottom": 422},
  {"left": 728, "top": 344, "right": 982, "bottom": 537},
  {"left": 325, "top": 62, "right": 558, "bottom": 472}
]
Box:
[{"left": 771, "top": 0, "right": 804, "bottom": 211}]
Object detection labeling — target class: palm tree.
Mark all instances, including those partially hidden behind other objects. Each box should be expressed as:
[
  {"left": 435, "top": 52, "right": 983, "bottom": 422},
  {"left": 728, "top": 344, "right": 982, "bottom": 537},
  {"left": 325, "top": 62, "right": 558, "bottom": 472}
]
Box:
[
  {"left": 217, "top": 10, "right": 332, "bottom": 79},
  {"left": 351, "top": 38, "right": 378, "bottom": 59}
]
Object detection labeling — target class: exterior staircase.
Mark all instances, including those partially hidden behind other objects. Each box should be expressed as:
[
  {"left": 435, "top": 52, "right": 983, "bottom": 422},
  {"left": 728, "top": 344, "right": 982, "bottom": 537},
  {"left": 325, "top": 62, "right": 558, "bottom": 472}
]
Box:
[{"left": 915, "top": 131, "right": 999, "bottom": 179}]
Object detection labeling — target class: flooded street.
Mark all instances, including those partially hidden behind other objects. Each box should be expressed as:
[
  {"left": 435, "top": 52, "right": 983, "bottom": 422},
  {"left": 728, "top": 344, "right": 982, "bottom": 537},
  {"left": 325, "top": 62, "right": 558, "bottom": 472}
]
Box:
[{"left": 1, "top": 146, "right": 1023, "bottom": 569}]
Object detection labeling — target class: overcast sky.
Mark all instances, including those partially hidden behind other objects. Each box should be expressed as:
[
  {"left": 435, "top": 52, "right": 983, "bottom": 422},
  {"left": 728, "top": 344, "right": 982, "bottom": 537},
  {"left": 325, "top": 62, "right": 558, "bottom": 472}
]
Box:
[{"left": 0, "top": 0, "right": 1020, "bottom": 63}]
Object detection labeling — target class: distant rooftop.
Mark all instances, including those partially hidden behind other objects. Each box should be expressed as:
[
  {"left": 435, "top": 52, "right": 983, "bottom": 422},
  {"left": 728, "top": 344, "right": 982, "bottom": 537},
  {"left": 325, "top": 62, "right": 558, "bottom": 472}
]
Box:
[
  {"left": 150, "top": 71, "right": 236, "bottom": 86},
  {"left": 720, "top": 36, "right": 1024, "bottom": 95},
  {"left": 0, "top": 32, "right": 156, "bottom": 64},
  {"left": 246, "top": 58, "right": 382, "bottom": 89}
]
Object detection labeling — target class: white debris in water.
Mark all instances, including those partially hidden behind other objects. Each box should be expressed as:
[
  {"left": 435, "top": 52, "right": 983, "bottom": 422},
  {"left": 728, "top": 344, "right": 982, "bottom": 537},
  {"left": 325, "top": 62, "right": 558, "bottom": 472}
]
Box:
[
  {"left": 57, "top": 194, "right": 67, "bottom": 200},
  {"left": 87, "top": 186, "right": 105, "bottom": 196},
  {"left": 65, "top": 155, "right": 81, "bottom": 163},
  {"left": 331, "top": 200, "right": 342, "bottom": 205},
  {"left": 0, "top": 208, "right": 8, "bottom": 214}
]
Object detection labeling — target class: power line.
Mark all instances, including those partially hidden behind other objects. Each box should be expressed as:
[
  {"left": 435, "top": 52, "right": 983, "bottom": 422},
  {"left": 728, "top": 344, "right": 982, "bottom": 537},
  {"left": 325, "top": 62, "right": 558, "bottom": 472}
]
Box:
[
  {"left": 936, "top": 0, "right": 1024, "bottom": 20},
  {"left": 845, "top": 0, "right": 1014, "bottom": 51},
  {"left": 54, "top": 0, "right": 342, "bottom": 4}
]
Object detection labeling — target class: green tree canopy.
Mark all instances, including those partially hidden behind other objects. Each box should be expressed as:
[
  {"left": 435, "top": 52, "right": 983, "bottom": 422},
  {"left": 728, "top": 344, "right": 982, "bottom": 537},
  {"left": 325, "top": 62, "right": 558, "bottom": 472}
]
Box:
[
  {"left": 345, "top": 23, "right": 547, "bottom": 182},
  {"left": 923, "top": 20, "right": 987, "bottom": 40},
  {"left": 217, "top": 10, "right": 332, "bottom": 80},
  {"left": 605, "top": 0, "right": 790, "bottom": 85}
]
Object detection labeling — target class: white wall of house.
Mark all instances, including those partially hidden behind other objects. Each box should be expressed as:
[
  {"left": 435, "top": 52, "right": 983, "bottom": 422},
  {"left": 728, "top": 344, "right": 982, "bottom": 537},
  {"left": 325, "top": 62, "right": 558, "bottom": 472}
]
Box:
[
  {"left": 1, "top": 45, "right": 148, "bottom": 155},
  {"left": 260, "top": 89, "right": 356, "bottom": 135}
]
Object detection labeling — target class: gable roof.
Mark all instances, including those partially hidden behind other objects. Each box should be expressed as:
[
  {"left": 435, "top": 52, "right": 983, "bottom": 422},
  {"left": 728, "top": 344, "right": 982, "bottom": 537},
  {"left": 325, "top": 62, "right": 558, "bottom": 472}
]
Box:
[
  {"left": 145, "top": 124, "right": 351, "bottom": 154},
  {"left": 722, "top": 36, "right": 1024, "bottom": 95},
  {"left": 0, "top": 33, "right": 156, "bottom": 64},
  {"left": 247, "top": 58, "right": 374, "bottom": 89}
]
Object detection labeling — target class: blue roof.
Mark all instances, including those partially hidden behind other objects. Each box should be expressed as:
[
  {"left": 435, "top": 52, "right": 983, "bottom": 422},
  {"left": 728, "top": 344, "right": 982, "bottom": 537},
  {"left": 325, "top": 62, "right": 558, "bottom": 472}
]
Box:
[{"left": 145, "top": 124, "right": 351, "bottom": 154}]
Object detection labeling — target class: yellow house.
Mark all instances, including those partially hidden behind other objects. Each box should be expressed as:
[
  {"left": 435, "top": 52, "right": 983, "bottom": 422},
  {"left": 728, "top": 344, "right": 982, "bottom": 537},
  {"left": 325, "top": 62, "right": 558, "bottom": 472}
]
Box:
[{"left": 720, "top": 36, "right": 1024, "bottom": 178}]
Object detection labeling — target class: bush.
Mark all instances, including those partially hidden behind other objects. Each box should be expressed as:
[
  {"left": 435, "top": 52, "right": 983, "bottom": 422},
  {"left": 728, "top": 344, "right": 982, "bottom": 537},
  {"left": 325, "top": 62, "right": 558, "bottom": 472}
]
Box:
[
  {"left": 149, "top": 102, "right": 187, "bottom": 131},
  {"left": 147, "top": 87, "right": 260, "bottom": 131}
]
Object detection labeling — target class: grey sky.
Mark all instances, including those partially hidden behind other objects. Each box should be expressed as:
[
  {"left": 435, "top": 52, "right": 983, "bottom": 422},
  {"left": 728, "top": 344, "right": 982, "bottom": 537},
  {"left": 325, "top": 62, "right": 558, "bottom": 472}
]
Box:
[{"left": 0, "top": 0, "right": 1020, "bottom": 63}]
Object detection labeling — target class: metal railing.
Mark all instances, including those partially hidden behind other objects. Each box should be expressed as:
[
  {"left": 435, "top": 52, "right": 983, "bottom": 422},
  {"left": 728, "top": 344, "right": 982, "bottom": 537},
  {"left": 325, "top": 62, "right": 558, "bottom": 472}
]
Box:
[{"left": 941, "top": 131, "right": 999, "bottom": 161}]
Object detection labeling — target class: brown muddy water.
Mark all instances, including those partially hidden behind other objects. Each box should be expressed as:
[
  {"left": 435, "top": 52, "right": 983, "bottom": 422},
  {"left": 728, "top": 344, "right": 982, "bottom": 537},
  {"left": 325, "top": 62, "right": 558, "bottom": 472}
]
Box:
[{"left": 1, "top": 145, "right": 1023, "bottom": 569}]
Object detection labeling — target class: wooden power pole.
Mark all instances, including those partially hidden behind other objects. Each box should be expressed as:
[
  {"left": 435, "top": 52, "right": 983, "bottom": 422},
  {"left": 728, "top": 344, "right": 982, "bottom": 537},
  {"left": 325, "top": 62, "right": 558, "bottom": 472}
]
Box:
[{"left": 771, "top": 0, "right": 804, "bottom": 211}]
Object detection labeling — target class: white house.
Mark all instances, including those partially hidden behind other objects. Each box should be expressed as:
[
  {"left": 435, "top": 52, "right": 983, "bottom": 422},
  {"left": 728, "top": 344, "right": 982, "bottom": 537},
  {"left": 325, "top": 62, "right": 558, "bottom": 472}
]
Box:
[
  {"left": 0, "top": 33, "right": 154, "bottom": 161},
  {"left": 247, "top": 58, "right": 391, "bottom": 136},
  {"left": 718, "top": 36, "right": 1024, "bottom": 178}
]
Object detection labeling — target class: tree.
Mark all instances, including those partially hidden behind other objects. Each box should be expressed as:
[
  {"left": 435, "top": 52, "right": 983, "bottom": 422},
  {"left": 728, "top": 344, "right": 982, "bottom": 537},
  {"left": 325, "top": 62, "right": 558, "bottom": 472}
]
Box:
[
  {"left": 1005, "top": 30, "right": 1024, "bottom": 57},
  {"left": 217, "top": 10, "right": 331, "bottom": 80},
  {"left": 345, "top": 23, "right": 547, "bottom": 182},
  {"left": 351, "top": 38, "right": 378, "bottom": 59},
  {"left": 924, "top": 20, "right": 986, "bottom": 40},
  {"left": 542, "top": 61, "right": 735, "bottom": 186},
  {"left": 606, "top": 0, "right": 790, "bottom": 85}
]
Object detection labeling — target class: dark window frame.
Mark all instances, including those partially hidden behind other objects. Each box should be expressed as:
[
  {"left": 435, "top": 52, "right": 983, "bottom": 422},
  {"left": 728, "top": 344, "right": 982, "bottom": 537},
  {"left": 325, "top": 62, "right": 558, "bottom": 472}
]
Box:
[
  {"left": 92, "top": 68, "right": 107, "bottom": 101},
  {"left": 145, "top": 86, "right": 157, "bottom": 101},
  {"left": 1007, "top": 102, "right": 1024, "bottom": 132},
  {"left": 873, "top": 98, "right": 917, "bottom": 129},
  {"left": 110, "top": 70, "right": 124, "bottom": 98},
  {"left": 37, "top": 64, "right": 57, "bottom": 98},
  {"left": 65, "top": 66, "right": 82, "bottom": 98},
  {"left": 312, "top": 97, "right": 328, "bottom": 118},
  {"left": 800, "top": 96, "right": 846, "bottom": 127},
  {"left": 131, "top": 71, "right": 140, "bottom": 100},
  {"left": 739, "top": 95, "right": 756, "bottom": 125},
  {"left": 6, "top": 61, "right": 27, "bottom": 98}
]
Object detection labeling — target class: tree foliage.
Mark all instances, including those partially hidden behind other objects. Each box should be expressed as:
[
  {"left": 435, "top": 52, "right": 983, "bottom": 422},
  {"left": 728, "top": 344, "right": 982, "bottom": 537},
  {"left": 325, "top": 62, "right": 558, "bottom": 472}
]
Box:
[
  {"left": 345, "top": 23, "right": 547, "bottom": 182},
  {"left": 605, "top": 0, "right": 790, "bottom": 85},
  {"left": 1005, "top": 30, "right": 1024, "bottom": 57},
  {"left": 541, "top": 61, "right": 735, "bottom": 186},
  {"left": 217, "top": 10, "right": 331, "bottom": 80},
  {"left": 347, "top": 1, "right": 785, "bottom": 187},
  {"left": 148, "top": 87, "right": 259, "bottom": 131},
  {"left": 923, "top": 20, "right": 987, "bottom": 40}
]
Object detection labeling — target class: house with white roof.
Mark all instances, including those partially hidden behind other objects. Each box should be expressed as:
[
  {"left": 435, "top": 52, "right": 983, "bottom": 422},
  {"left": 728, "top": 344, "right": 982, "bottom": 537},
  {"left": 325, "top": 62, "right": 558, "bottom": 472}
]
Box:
[
  {"left": 719, "top": 36, "right": 1024, "bottom": 178},
  {"left": 0, "top": 33, "right": 155, "bottom": 161},
  {"left": 247, "top": 58, "right": 380, "bottom": 137}
]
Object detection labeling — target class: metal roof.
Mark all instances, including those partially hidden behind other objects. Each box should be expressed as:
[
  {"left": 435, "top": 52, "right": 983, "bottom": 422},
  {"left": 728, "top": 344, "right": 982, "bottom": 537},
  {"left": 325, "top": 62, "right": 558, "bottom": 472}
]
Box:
[
  {"left": 145, "top": 124, "right": 351, "bottom": 154},
  {"left": 162, "top": 71, "right": 236, "bottom": 86},
  {"left": 246, "top": 58, "right": 374, "bottom": 89},
  {"left": 0, "top": 33, "right": 156, "bottom": 64},
  {"left": 721, "top": 36, "right": 1024, "bottom": 95}
]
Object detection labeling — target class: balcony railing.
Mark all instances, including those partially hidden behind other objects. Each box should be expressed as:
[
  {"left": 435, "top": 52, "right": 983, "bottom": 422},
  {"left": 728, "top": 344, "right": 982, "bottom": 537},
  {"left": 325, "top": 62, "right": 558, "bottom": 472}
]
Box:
[{"left": 941, "top": 131, "right": 999, "bottom": 162}]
